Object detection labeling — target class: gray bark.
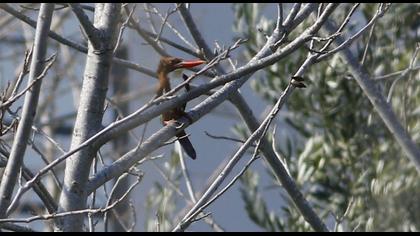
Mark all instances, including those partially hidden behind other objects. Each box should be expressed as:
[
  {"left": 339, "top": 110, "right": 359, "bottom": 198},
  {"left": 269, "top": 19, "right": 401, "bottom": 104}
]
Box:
[
  {"left": 0, "top": 3, "right": 55, "bottom": 217},
  {"left": 55, "top": 3, "right": 121, "bottom": 231},
  {"left": 324, "top": 20, "right": 420, "bottom": 172}
]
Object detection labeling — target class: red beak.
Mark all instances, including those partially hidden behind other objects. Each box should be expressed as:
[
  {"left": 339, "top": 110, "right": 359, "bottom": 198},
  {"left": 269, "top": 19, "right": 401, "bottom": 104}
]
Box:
[{"left": 175, "top": 59, "right": 206, "bottom": 69}]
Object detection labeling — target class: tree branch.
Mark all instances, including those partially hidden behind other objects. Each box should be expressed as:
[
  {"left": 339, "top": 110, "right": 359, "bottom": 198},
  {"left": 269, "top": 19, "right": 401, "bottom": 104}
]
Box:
[
  {"left": 68, "top": 3, "right": 101, "bottom": 48},
  {"left": 0, "top": 3, "right": 158, "bottom": 78},
  {"left": 55, "top": 3, "right": 122, "bottom": 232},
  {"left": 323, "top": 19, "right": 420, "bottom": 173},
  {"left": 173, "top": 76, "right": 312, "bottom": 231},
  {"left": 0, "top": 3, "right": 55, "bottom": 218},
  {"left": 6, "top": 5, "right": 336, "bottom": 222}
]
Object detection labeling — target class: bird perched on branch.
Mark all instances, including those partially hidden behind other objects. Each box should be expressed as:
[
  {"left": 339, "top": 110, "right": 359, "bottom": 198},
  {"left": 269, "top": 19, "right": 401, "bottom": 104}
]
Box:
[{"left": 156, "top": 56, "right": 206, "bottom": 159}]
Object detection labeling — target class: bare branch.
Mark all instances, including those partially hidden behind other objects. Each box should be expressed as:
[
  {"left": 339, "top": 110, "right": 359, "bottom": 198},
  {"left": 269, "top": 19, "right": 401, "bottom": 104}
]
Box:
[
  {"left": 275, "top": 3, "right": 284, "bottom": 32},
  {"left": 317, "top": 3, "right": 360, "bottom": 53},
  {"left": 103, "top": 171, "right": 143, "bottom": 232},
  {"left": 0, "top": 3, "right": 159, "bottom": 78},
  {"left": 282, "top": 3, "right": 301, "bottom": 29},
  {"left": 374, "top": 65, "right": 420, "bottom": 80},
  {"left": 204, "top": 131, "right": 252, "bottom": 146},
  {"left": 323, "top": 19, "right": 420, "bottom": 172},
  {"left": 173, "top": 75, "right": 324, "bottom": 231},
  {"left": 0, "top": 3, "right": 87, "bottom": 53},
  {"left": 316, "top": 4, "right": 390, "bottom": 61},
  {"left": 141, "top": 28, "right": 201, "bottom": 58},
  {"left": 0, "top": 3, "right": 55, "bottom": 218},
  {"left": 147, "top": 3, "right": 197, "bottom": 51},
  {"left": 143, "top": 3, "right": 162, "bottom": 48},
  {"left": 5, "top": 48, "right": 33, "bottom": 103},
  {"left": 1, "top": 222, "right": 36, "bottom": 232},
  {"left": 123, "top": 5, "right": 168, "bottom": 57},
  {"left": 1, "top": 53, "right": 57, "bottom": 110},
  {"left": 69, "top": 3, "right": 101, "bottom": 48},
  {"left": 360, "top": 18, "right": 376, "bottom": 65},
  {"left": 0, "top": 174, "right": 142, "bottom": 224},
  {"left": 113, "top": 4, "right": 136, "bottom": 55},
  {"left": 7, "top": 4, "right": 336, "bottom": 223},
  {"left": 176, "top": 142, "right": 196, "bottom": 202},
  {"left": 177, "top": 3, "right": 213, "bottom": 59},
  {"left": 154, "top": 5, "right": 179, "bottom": 42},
  {"left": 386, "top": 45, "right": 420, "bottom": 103}
]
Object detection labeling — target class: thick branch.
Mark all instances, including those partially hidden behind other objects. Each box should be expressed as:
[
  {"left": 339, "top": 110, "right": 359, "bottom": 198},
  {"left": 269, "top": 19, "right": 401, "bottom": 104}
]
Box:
[
  {"left": 55, "top": 3, "right": 122, "bottom": 232},
  {"left": 178, "top": 3, "right": 329, "bottom": 232},
  {"left": 69, "top": 3, "right": 101, "bottom": 48},
  {"left": 323, "top": 20, "right": 420, "bottom": 172},
  {"left": 173, "top": 79, "right": 306, "bottom": 231},
  {"left": 85, "top": 2, "right": 337, "bottom": 199},
  {"left": 177, "top": 3, "right": 214, "bottom": 60},
  {"left": 7, "top": 5, "right": 336, "bottom": 220}
]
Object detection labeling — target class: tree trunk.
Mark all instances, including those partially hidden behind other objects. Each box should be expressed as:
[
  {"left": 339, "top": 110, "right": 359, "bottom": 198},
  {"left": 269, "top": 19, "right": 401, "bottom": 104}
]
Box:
[{"left": 56, "top": 3, "right": 121, "bottom": 231}]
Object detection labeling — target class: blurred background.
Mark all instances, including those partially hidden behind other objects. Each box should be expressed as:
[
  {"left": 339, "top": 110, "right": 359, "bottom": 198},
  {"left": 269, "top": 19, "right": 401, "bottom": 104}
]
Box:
[{"left": 0, "top": 3, "right": 419, "bottom": 232}]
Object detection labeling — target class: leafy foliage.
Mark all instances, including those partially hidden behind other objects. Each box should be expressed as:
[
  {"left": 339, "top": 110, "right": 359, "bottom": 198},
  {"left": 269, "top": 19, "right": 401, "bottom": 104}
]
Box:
[{"left": 233, "top": 3, "right": 420, "bottom": 232}]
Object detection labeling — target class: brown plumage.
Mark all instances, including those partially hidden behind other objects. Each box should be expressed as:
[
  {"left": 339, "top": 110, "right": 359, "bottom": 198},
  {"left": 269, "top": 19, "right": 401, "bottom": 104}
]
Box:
[{"left": 156, "top": 56, "right": 205, "bottom": 159}]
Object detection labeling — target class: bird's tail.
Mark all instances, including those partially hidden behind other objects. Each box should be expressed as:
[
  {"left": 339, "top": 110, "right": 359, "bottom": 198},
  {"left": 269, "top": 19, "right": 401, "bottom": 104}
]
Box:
[{"left": 177, "top": 130, "right": 196, "bottom": 160}]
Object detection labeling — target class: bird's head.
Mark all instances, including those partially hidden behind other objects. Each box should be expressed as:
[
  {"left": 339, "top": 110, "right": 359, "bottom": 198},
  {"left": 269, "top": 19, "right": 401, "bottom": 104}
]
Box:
[{"left": 157, "top": 56, "right": 206, "bottom": 74}]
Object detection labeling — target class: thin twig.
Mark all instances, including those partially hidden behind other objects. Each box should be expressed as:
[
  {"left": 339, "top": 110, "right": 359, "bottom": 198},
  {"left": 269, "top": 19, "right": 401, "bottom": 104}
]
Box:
[
  {"left": 0, "top": 174, "right": 142, "bottom": 224},
  {"left": 127, "top": 201, "right": 137, "bottom": 232},
  {"left": 104, "top": 173, "right": 128, "bottom": 231},
  {"left": 7, "top": 48, "right": 33, "bottom": 102},
  {"left": 333, "top": 197, "right": 354, "bottom": 232},
  {"left": 141, "top": 28, "right": 201, "bottom": 58},
  {"left": 0, "top": 3, "right": 55, "bottom": 218},
  {"left": 204, "top": 131, "right": 253, "bottom": 146},
  {"left": 0, "top": 4, "right": 159, "bottom": 78},
  {"left": 11, "top": 3, "right": 335, "bottom": 214},
  {"left": 374, "top": 65, "right": 420, "bottom": 80},
  {"left": 143, "top": 3, "right": 163, "bottom": 48},
  {"left": 154, "top": 5, "right": 179, "bottom": 42},
  {"left": 386, "top": 45, "right": 420, "bottom": 103},
  {"left": 173, "top": 76, "right": 311, "bottom": 231},
  {"left": 317, "top": 3, "right": 360, "bottom": 52},
  {"left": 360, "top": 19, "right": 376, "bottom": 65},
  {"left": 28, "top": 141, "right": 62, "bottom": 190},
  {"left": 88, "top": 157, "right": 98, "bottom": 232},
  {"left": 113, "top": 4, "right": 137, "bottom": 55},
  {"left": 271, "top": 125, "right": 291, "bottom": 176},
  {"left": 1, "top": 53, "right": 57, "bottom": 109},
  {"left": 21, "top": 3, "right": 95, "bottom": 12},
  {"left": 316, "top": 3, "right": 390, "bottom": 62},
  {"left": 17, "top": 3, "right": 62, "bottom": 11},
  {"left": 123, "top": 5, "right": 168, "bottom": 57},
  {"left": 323, "top": 17, "right": 420, "bottom": 172},
  {"left": 176, "top": 142, "right": 196, "bottom": 202},
  {"left": 148, "top": 3, "right": 198, "bottom": 51}
]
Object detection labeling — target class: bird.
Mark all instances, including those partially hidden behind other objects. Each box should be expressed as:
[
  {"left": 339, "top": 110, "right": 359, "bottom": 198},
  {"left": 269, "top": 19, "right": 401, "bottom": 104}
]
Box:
[{"left": 156, "top": 56, "right": 206, "bottom": 159}]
